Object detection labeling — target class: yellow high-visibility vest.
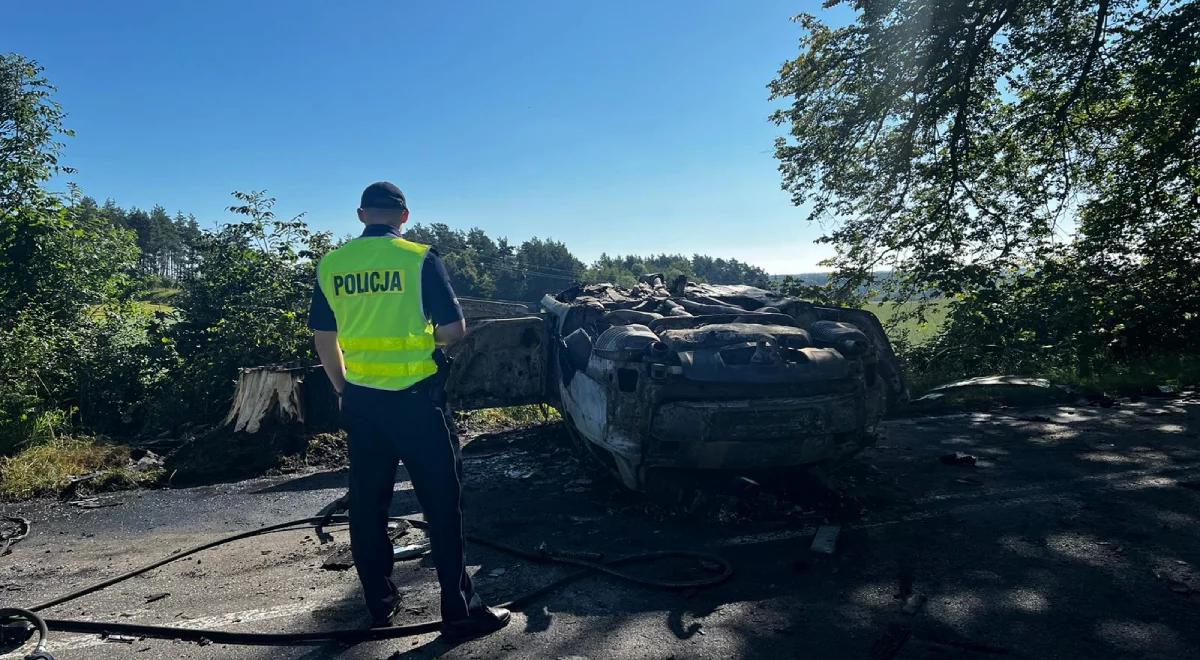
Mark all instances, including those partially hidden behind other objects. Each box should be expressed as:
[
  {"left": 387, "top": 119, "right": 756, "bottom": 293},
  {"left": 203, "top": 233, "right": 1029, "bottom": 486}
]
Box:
[{"left": 317, "top": 235, "right": 437, "bottom": 390}]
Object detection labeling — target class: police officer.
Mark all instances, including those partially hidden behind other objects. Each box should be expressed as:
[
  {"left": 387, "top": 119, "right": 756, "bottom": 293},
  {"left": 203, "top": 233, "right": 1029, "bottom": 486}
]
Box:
[{"left": 309, "top": 182, "right": 511, "bottom": 637}]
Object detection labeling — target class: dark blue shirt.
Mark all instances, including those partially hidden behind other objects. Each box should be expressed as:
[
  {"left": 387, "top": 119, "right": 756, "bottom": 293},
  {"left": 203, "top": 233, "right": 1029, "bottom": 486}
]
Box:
[{"left": 308, "top": 224, "right": 463, "bottom": 332}]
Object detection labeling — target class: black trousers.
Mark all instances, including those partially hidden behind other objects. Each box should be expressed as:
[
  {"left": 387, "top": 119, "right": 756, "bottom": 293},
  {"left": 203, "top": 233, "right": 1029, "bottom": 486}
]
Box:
[{"left": 342, "top": 380, "right": 482, "bottom": 622}]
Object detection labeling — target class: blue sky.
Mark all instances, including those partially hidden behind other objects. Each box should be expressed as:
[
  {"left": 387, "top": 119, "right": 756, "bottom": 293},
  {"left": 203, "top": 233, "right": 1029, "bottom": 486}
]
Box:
[{"left": 4, "top": 1, "right": 849, "bottom": 273}]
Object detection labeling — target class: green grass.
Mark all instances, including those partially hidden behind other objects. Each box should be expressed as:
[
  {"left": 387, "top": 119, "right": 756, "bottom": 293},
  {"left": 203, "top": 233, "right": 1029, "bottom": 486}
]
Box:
[
  {"left": 141, "top": 287, "right": 181, "bottom": 302},
  {"left": 136, "top": 287, "right": 181, "bottom": 314},
  {"left": 862, "top": 299, "right": 949, "bottom": 345},
  {"left": 0, "top": 436, "right": 161, "bottom": 500},
  {"left": 132, "top": 301, "right": 176, "bottom": 314},
  {"left": 1047, "top": 355, "right": 1200, "bottom": 394},
  {"left": 458, "top": 404, "right": 560, "bottom": 432}
]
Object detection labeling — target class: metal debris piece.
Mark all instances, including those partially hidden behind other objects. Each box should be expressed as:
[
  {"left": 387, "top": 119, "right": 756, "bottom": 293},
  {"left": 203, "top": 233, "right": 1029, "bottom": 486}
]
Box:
[
  {"left": 393, "top": 542, "right": 430, "bottom": 560},
  {"left": 144, "top": 592, "right": 170, "bottom": 604},
  {"left": 810, "top": 525, "right": 840, "bottom": 555}
]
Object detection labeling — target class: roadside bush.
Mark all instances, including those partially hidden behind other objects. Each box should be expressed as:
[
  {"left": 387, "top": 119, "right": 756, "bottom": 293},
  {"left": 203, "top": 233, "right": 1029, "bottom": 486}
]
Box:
[
  {"left": 0, "top": 198, "right": 175, "bottom": 449},
  {"left": 156, "top": 191, "right": 332, "bottom": 426},
  {"left": 0, "top": 312, "right": 80, "bottom": 452},
  {"left": 904, "top": 246, "right": 1200, "bottom": 393},
  {"left": 76, "top": 303, "right": 179, "bottom": 433}
]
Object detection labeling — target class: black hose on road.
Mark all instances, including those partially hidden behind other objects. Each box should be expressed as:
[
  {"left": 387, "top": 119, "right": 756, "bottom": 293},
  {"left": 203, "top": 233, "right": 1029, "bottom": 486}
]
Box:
[
  {"left": 0, "top": 607, "right": 52, "bottom": 659},
  {"left": 5, "top": 512, "right": 733, "bottom": 648}
]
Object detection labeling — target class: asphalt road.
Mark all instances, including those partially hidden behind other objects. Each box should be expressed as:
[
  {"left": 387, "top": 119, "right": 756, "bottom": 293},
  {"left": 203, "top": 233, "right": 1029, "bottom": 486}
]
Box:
[{"left": 2, "top": 396, "right": 1199, "bottom": 659}]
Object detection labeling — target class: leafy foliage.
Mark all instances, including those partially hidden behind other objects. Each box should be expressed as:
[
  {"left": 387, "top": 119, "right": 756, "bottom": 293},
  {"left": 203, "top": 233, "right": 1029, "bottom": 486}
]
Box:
[
  {"left": 0, "top": 55, "right": 166, "bottom": 450},
  {"left": 0, "top": 53, "right": 73, "bottom": 210},
  {"left": 162, "top": 191, "right": 332, "bottom": 424},
  {"left": 772, "top": 1, "right": 1200, "bottom": 383}
]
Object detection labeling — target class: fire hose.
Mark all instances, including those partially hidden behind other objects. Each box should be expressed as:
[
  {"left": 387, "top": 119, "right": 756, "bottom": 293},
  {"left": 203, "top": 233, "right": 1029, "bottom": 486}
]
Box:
[{"left": 0, "top": 503, "right": 733, "bottom": 655}]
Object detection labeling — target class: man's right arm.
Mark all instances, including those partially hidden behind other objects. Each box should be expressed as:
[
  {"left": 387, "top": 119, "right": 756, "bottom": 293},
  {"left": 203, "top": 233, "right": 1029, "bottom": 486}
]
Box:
[
  {"left": 313, "top": 330, "right": 347, "bottom": 395},
  {"left": 309, "top": 278, "right": 346, "bottom": 395}
]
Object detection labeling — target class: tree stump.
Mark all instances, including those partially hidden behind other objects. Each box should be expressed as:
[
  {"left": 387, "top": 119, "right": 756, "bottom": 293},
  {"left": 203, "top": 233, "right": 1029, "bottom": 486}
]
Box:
[
  {"left": 165, "top": 366, "right": 339, "bottom": 484},
  {"left": 224, "top": 367, "right": 305, "bottom": 433}
]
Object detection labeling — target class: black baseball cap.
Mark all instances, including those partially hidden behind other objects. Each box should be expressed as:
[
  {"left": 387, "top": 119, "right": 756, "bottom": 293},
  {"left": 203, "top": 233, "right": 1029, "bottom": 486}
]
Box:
[{"left": 360, "top": 181, "right": 408, "bottom": 210}]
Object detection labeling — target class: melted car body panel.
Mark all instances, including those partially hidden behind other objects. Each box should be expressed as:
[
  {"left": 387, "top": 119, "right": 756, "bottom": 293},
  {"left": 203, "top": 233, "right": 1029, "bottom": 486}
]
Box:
[{"left": 447, "top": 278, "right": 905, "bottom": 491}]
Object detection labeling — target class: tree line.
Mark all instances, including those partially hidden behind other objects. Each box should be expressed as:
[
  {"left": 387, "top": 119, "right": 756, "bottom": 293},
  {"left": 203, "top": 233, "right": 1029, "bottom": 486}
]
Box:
[{"left": 0, "top": 53, "right": 772, "bottom": 453}]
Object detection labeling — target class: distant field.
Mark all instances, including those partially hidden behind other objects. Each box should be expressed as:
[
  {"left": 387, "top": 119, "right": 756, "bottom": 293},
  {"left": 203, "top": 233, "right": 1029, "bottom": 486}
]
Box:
[
  {"left": 137, "top": 287, "right": 181, "bottom": 314},
  {"left": 141, "top": 287, "right": 181, "bottom": 302},
  {"left": 861, "top": 299, "right": 948, "bottom": 344}
]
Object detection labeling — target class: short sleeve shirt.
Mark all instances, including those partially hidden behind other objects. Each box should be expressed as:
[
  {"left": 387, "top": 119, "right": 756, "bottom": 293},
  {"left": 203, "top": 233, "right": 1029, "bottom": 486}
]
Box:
[{"left": 308, "top": 225, "right": 463, "bottom": 331}]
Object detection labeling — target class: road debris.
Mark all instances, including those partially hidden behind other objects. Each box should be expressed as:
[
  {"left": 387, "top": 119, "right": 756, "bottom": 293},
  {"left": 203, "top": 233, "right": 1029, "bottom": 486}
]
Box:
[
  {"left": 488, "top": 567, "right": 507, "bottom": 577},
  {"left": 69, "top": 497, "right": 124, "bottom": 508},
  {"left": 321, "top": 547, "right": 355, "bottom": 571},
  {"left": 1151, "top": 559, "right": 1198, "bottom": 595},
  {"left": 144, "top": 592, "right": 170, "bottom": 604},
  {"left": 938, "top": 453, "right": 977, "bottom": 467},
  {"left": 505, "top": 468, "right": 536, "bottom": 480},
  {"left": 810, "top": 525, "right": 840, "bottom": 555},
  {"left": 393, "top": 542, "right": 430, "bottom": 560},
  {"left": 133, "top": 451, "right": 165, "bottom": 473},
  {"left": 0, "top": 517, "right": 29, "bottom": 556},
  {"left": 901, "top": 593, "right": 927, "bottom": 615},
  {"left": 322, "top": 525, "right": 414, "bottom": 570}
]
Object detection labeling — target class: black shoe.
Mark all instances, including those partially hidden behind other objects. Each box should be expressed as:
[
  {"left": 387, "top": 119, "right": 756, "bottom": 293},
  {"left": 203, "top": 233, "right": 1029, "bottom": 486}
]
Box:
[
  {"left": 370, "top": 600, "right": 403, "bottom": 628},
  {"left": 370, "top": 583, "right": 403, "bottom": 628},
  {"left": 441, "top": 606, "right": 511, "bottom": 639}
]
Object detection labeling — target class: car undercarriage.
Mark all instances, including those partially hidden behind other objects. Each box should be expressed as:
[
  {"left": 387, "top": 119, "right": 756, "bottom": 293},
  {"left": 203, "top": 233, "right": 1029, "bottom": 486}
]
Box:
[{"left": 446, "top": 275, "right": 906, "bottom": 490}]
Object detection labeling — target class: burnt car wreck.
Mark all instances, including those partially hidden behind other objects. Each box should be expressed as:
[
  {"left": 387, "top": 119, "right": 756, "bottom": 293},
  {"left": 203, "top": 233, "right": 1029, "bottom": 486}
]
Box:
[{"left": 444, "top": 275, "right": 906, "bottom": 491}]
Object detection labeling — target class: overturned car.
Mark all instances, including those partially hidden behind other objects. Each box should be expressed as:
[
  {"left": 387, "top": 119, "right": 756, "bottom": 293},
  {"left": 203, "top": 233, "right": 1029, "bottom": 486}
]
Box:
[{"left": 444, "top": 275, "right": 906, "bottom": 491}]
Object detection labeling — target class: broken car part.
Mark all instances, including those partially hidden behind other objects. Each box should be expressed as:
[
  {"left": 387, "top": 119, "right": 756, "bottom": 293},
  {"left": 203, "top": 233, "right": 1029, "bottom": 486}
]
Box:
[{"left": 531, "top": 278, "right": 906, "bottom": 490}]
